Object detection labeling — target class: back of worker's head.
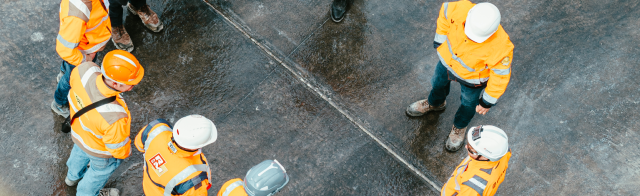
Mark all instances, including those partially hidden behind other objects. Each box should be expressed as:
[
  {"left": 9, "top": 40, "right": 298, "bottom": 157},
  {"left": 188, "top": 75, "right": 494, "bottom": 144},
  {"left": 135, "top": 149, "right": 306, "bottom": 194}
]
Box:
[
  {"left": 101, "top": 49, "right": 144, "bottom": 85},
  {"left": 172, "top": 115, "right": 217, "bottom": 150},
  {"left": 465, "top": 2, "right": 501, "bottom": 43},
  {"left": 466, "top": 125, "right": 508, "bottom": 162},
  {"left": 244, "top": 159, "right": 289, "bottom": 196}
]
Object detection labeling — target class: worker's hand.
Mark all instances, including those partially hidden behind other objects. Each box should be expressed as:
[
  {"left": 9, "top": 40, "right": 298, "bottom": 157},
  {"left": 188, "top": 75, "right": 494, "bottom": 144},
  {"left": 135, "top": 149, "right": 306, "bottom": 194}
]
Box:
[
  {"left": 476, "top": 105, "right": 490, "bottom": 115},
  {"left": 86, "top": 53, "right": 96, "bottom": 62}
]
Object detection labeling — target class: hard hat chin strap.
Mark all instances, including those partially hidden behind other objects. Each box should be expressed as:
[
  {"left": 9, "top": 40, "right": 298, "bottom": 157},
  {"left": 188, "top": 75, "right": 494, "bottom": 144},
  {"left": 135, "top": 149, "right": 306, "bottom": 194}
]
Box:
[{"left": 171, "top": 137, "right": 198, "bottom": 152}]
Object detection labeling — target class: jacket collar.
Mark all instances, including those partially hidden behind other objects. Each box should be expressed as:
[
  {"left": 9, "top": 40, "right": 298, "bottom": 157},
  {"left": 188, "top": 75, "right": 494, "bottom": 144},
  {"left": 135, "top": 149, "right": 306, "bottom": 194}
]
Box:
[{"left": 96, "top": 75, "right": 120, "bottom": 98}]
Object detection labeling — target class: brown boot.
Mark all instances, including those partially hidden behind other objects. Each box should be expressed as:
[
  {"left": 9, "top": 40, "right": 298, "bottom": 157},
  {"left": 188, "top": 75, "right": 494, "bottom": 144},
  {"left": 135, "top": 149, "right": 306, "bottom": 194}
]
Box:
[
  {"left": 111, "top": 25, "right": 134, "bottom": 52},
  {"left": 445, "top": 125, "right": 467, "bottom": 152},
  {"left": 128, "top": 3, "right": 163, "bottom": 32},
  {"left": 406, "top": 99, "right": 446, "bottom": 117}
]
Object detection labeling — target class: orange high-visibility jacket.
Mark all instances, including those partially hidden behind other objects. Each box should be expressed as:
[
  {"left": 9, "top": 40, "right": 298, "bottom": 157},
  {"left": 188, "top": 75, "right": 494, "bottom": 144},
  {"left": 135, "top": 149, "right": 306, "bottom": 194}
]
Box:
[
  {"left": 68, "top": 62, "right": 131, "bottom": 159},
  {"left": 441, "top": 151, "right": 512, "bottom": 196},
  {"left": 217, "top": 179, "right": 248, "bottom": 196},
  {"left": 434, "top": 0, "right": 514, "bottom": 106},
  {"left": 57, "top": 0, "right": 111, "bottom": 65},
  {"left": 135, "top": 119, "right": 212, "bottom": 196}
]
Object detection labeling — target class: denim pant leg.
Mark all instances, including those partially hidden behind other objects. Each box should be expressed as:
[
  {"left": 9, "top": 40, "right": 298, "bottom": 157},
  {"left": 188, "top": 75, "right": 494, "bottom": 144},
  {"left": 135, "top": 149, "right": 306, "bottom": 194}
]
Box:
[
  {"left": 453, "top": 85, "right": 485, "bottom": 129},
  {"left": 54, "top": 61, "right": 76, "bottom": 105},
  {"left": 66, "top": 144, "right": 91, "bottom": 182},
  {"left": 427, "top": 61, "right": 451, "bottom": 106},
  {"left": 76, "top": 152, "right": 123, "bottom": 196}
]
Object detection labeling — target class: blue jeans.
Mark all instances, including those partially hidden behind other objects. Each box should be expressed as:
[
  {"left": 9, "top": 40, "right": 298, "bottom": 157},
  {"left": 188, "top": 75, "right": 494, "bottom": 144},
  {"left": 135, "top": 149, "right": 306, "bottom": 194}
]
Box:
[
  {"left": 54, "top": 57, "right": 97, "bottom": 105},
  {"left": 427, "top": 62, "right": 485, "bottom": 129},
  {"left": 66, "top": 144, "right": 122, "bottom": 196}
]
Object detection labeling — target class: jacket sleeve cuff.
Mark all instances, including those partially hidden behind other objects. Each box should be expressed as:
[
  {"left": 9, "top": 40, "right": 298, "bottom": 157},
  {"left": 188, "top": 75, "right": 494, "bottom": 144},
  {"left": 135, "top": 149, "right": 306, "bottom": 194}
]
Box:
[
  {"left": 479, "top": 98, "right": 494, "bottom": 108},
  {"left": 433, "top": 41, "right": 442, "bottom": 49}
]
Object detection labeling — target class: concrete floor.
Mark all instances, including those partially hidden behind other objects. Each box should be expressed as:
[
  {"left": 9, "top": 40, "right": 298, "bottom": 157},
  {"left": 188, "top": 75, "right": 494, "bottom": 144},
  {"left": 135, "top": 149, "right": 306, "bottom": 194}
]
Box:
[{"left": 1, "top": 0, "right": 639, "bottom": 195}]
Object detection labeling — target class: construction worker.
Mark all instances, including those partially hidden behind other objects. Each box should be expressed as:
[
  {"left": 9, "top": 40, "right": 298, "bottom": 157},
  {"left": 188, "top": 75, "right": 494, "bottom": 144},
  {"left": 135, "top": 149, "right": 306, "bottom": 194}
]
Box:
[
  {"left": 217, "top": 159, "right": 289, "bottom": 196},
  {"left": 52, "top": 0, "right": 112, "bottom": 117},
  {"left": 134, "top": 115, "right": 217, "bottom": 195},
  {"left": 441, "top": 125, "right": 511, "bottom": 196},
  {"left": 109, "top": 0, "right": 164, "bottom": 52},
  {"left": 64, "top": 50, "right": 144, "bottom": 196},
  {"left": 406, "top": 1, "right": 514, "bottom": 152}
]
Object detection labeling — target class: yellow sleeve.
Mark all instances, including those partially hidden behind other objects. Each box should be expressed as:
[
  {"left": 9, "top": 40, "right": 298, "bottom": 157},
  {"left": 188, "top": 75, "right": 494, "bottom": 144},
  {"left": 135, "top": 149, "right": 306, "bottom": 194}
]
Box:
[
  {"left": 482, "top": 51, "right": 513, "bottom": 106},
  {"left": 103, "top": 118, "right": 131, "bottom": 159},
  {"left": 56, "top": 16, "right": 86, "bottom": 65},
  {"left": 134, "top": 125, "right": 147, "bottom": 153},
  {"left": 435, "top": 2, "right": 452, "bottom": 42}
]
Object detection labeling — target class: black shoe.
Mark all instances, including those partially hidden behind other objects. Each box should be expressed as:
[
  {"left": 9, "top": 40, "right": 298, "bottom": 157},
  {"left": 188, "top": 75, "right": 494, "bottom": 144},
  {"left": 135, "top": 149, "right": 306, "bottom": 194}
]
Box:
[{"left": 331, "top": 0, "right": 347, "bottom": 22}]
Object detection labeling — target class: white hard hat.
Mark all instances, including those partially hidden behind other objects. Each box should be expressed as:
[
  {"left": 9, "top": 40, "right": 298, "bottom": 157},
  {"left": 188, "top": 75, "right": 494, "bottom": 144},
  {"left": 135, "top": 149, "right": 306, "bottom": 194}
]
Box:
[
  {"left": 244, "top": 159, "right": 289, "bottom": 196},
  {"left": 467, "top": 125, "right": 508, "bottom": 162},
  {"left": 465, "top": 2, "right": 501, "bottom": 43},
  {"left": 172, "top": 115, "right": 217, "bottom": 149}
]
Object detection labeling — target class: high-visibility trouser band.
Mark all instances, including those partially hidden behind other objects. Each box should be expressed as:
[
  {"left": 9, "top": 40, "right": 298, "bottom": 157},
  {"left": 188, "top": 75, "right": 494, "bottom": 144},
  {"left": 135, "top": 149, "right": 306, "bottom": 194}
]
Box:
[
  {"left": 105, "top": 137, "right": 130, "bottom": 150},
  {"left": 222, "top": 181, "right": 244, "bottom": 196},
  {"left": 436, "top": 57, "right": 489, "bottom": 85},
  {"left": 445, "top": 37, "right": 475, "bottom": 72},
  {"left": 435, "top": 33, "right": 447, "bottom": 44},
  {"left": 164, "top": 164, "right": 210, "bottom": 196},
  {"left": 85, "top": 15, "right": 109, "bottom": 33},
  {"left": 482, "top": 92, "right": 498, "bottom": 104},
  {"left": 57, "top": 34, "right": 79, "bottom": 49},
  {"left": 71, "top": 130, "right": 111, "bottom": 156},
  {"left": 462, "top": 175, "right": 488, "bottom": 196},
  {"left": 144, "top": 125, "right": 172, "bottom": 151},
  {"left": 80, "top": 38, "right": 109, "bottom": 54}
]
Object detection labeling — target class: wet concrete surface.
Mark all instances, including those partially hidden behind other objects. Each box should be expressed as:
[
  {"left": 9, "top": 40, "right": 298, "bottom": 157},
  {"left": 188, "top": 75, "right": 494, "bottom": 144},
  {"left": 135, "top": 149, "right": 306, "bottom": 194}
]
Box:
[{"left": 2, "top": 0, "right": 640, "bottom": 195}]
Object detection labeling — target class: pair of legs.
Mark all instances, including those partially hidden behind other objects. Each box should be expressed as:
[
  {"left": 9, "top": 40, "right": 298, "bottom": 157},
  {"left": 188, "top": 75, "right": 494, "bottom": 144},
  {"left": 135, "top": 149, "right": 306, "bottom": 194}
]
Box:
[
  {"left": 427, "top": 61, "right": 485, "bottom": 129},
  {"left": 406, "top": 61, "right": 485, "bottom": 151},
  {"left": 66, "top": 144, "right": 122, "bottom": 196},
  {"left": 109, "top": 0, "right": 163, "bottom": 52},
  {"left": 51, "top": 56, "right": 98, "bottom": 117}
]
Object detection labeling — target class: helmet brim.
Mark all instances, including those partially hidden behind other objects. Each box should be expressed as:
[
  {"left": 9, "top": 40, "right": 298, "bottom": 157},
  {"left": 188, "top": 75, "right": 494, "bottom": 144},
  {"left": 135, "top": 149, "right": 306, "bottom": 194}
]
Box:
[{"left": 121, "top": 65, "right": 144, "bottom": 85}]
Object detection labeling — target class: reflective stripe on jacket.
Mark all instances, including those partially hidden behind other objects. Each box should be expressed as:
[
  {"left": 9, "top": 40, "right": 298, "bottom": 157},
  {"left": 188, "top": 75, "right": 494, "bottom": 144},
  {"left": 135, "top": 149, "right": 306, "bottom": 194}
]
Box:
[
  {"left": 217, "top": 179, "right": 248, "bottom": 196},
  {"left": 68, "top": 62, "right": 131, "bottom": 159},
  {"left": 441, "top": 151, "right": 512, "bottom": 196},
  {"left": 57, "top": 0, "right": 111, "bottom": 65},
  {"left": 134, "top": 119, "right": 212, "bottom": 196},
  {"left": 435, "top": 0, "right": 514, "bottom": 106}
]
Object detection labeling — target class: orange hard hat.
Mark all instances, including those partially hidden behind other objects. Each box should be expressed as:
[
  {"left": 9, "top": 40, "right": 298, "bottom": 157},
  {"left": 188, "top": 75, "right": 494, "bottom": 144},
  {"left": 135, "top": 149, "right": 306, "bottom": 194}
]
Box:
[{"left": 101, "top": 50, "right": 144, "bottom": 85}]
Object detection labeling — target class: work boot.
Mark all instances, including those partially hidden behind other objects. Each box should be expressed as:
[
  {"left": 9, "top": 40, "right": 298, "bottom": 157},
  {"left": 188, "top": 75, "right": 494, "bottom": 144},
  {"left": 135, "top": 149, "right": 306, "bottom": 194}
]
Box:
[
  {"left": 56, "top": 71, "right": 63, "bottom": 83},
  {"left": 406, "top": 99, "right": 446, "bottom": 117},
  {"left": 128, "top": 3, "right": 164, "bottom": 32},
  {"left": 445, "top": 125, "right": 467, "bottom": 152},
  {"left": 98, "top": 188, "right": 120, "bottom": 196},
  {"left": 64, "top": 176, "right": 79, "bottom": 186},
  {"left": 51, "top": 100, "right": 70, "bottom": 118},
  {"left": 111, "top": 25, "right": 134, "bottom": 52},
  {"left": 330, "top": 0, "right": 347, "bottom": 22}
]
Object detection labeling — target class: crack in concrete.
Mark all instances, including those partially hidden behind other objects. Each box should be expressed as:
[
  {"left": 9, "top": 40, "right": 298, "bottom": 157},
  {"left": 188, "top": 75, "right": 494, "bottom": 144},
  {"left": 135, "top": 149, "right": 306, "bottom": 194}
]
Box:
[{"left": 200, "top": 0, "right": 442, "bottom": 192}]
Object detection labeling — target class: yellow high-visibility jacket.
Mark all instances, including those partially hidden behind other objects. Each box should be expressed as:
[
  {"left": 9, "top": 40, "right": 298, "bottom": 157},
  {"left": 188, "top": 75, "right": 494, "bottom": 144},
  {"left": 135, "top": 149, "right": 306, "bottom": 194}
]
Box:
[
  {"left": 68, "top": 62, "right": 131, "bottom": 159},
  {"left": 135, "top": 119, "right": 212, "bottom": 196},
  {"left": 441, "top": 151, "right": 512, "bottom": 196},
  {"left": 434, "top": 0, "right": 514, "bottom": 107},
  {"left": 217, "top": 179, "right": 248, "bottom": 196},
  {"left": 57, "top": 0, "right": 111, "bottom": 65}
]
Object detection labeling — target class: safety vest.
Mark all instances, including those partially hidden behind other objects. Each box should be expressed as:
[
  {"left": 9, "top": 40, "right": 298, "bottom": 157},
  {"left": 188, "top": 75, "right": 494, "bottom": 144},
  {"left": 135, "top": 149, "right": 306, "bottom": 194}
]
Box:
[
  {"left": 57, "top": 0, "right": 111, "bottom": 65},
  {"left": 434, "top": 0, "right": 514, "bottom": 105},
  {"left": 217, "top": 179, "right": 248, "bottom": 196},
  {"left": 441, "top": 151, "right": 512, "bottom": 196},
  {"left": 68, "top": 62, "right": 131, "bottom": 159},
  {"left": 134, "top": 119, "right": 212, "bottom": 196}
]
